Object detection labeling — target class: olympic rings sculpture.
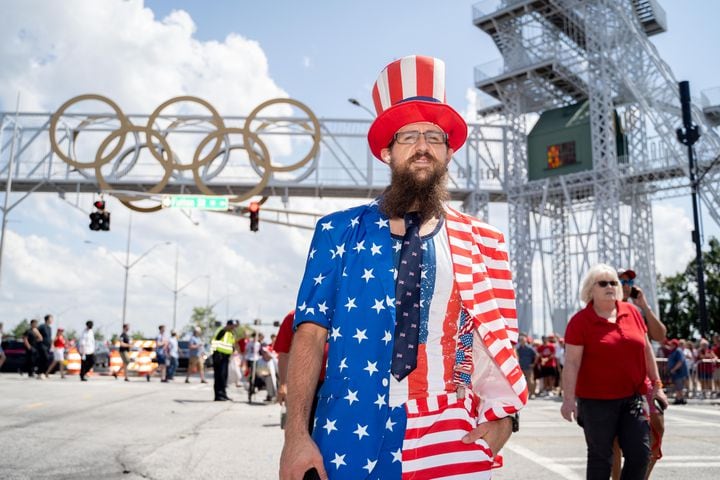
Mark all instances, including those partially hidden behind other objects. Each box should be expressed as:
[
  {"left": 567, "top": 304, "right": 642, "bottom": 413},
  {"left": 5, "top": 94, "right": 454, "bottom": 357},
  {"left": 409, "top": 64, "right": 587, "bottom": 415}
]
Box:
[{"left": 49, "top": 94, "right": 321, "bottom": 212}]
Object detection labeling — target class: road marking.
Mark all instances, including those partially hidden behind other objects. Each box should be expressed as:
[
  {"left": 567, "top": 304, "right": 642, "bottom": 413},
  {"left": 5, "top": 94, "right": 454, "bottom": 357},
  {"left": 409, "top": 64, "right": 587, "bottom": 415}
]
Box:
[
  {"left": 503, "top": 443, "right": 583, "bottom": 480},
  {"left": 668, "top": 405, "right": 720, "bottom": 417},
  {"left": 554, "top": 455, "right": 719, "bottom": 462},
  {"left": 26, "top": 402, "right": 45, "bottom": 409},
  {"left": 563, "top": 462, "right": 720, "bottom": 470}
]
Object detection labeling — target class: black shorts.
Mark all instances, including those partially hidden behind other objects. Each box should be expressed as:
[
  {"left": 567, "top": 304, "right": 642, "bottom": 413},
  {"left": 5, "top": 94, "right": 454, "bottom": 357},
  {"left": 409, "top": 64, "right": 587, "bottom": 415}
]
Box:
[{"left": 538, "top": 366, "right": 558, "bottom": 378}]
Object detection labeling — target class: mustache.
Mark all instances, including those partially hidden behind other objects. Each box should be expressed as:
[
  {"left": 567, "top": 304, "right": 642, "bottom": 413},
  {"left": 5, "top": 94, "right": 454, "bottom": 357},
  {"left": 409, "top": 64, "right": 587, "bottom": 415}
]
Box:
[{"left": 408, "top": 152, "right": 437, "bottom": 162}]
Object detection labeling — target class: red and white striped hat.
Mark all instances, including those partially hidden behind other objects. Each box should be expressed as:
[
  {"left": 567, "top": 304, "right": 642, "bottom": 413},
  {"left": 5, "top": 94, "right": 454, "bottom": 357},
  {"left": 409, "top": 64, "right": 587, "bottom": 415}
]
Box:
[{"left": 367, "top": 55, "right": 467, "bottom": 161}]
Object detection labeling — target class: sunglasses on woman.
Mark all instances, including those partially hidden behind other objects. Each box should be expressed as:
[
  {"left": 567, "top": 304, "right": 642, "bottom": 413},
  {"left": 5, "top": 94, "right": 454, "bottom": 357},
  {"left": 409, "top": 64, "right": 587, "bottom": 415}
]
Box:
[{"left": 596, "top": 280, "right": 618, "bottom": 287}]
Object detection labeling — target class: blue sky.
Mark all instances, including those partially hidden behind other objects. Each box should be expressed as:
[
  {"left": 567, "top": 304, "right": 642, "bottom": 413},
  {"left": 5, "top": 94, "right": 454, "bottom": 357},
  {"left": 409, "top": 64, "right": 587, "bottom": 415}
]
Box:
[{"left": 0, "top": 0, "right": 719, "bottom": 337}]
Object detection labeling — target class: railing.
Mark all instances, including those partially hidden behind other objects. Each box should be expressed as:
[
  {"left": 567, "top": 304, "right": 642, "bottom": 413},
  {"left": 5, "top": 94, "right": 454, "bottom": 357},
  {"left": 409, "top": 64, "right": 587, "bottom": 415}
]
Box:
[
  {"left": 472, "top": 0, "right": 528, "bottom": 22},
  {"left": 701, "top": 87, "right": 720, "bottom": 109},
  {"left": 656, "top": 357, "right": 719, "bottom": 398}
]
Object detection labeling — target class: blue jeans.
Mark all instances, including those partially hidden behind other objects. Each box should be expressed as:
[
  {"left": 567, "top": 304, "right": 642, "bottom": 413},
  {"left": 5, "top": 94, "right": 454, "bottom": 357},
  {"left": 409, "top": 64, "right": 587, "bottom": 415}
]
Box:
[{"left": 167, "top": 356, "right": 178, "bottom": 380}]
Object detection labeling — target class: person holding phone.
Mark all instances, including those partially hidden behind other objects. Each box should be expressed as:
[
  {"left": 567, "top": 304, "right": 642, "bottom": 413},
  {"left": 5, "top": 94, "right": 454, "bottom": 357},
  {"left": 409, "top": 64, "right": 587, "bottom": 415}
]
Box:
[
  {"left": 561, "top": 264, "right": 667, "bottom": 480},
  {"left": 615, "top": 268, "right": 667, "bottom": 479}
]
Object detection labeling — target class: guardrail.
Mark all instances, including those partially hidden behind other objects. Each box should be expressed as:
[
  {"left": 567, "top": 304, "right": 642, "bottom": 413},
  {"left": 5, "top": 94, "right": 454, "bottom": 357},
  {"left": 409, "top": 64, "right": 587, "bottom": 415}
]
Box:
[{"left": 656, "top": 357, "right": 719, "bottom": 398}]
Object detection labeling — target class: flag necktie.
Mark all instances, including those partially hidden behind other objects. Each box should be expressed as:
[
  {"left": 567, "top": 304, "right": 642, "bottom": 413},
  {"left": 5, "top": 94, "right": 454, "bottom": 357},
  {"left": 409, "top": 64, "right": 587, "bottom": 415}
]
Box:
[{"left": 391, "top": 212, "right": 423, "bottom": 381}]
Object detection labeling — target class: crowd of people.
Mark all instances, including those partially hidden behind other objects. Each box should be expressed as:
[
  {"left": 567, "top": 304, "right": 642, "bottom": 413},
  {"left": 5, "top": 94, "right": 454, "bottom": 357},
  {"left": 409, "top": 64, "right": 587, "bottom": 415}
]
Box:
[{"left": 0, "top": 314, "right": 284, "bottom": 399}]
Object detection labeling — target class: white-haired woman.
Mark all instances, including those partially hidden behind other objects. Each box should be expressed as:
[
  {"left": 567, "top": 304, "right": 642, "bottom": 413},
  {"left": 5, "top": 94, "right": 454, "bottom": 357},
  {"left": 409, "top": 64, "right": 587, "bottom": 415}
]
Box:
[{"left": 561, "top": 264, "right": 667, "bottom": 480}]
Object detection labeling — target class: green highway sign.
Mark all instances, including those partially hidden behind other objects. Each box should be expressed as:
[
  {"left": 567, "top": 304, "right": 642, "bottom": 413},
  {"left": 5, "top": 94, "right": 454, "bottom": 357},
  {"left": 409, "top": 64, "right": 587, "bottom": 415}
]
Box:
[{"left": 162, "top": 195, "right": 229, "bottom": 211}]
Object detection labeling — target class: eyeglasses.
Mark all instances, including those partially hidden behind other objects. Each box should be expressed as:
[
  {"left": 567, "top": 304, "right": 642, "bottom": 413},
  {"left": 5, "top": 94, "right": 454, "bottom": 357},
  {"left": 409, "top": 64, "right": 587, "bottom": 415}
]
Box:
[
  {"left": 394, "top": 130, "right": 448, "bottom": 145},
  {"left": 620, "top": 279, "right": 634, "bottom": 286},
  {"left": 596, "top": 280, "right": 619, "bottom": 287}
]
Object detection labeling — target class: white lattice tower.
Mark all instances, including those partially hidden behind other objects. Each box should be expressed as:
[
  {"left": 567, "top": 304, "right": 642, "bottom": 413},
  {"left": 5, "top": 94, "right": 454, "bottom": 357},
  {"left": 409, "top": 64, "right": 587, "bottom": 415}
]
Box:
[
  {"left": 550, "top": 197, "right": 571, "bottom": 334},
  {"left": 582, "top": 0, "right": 623, "bottom": 268}
]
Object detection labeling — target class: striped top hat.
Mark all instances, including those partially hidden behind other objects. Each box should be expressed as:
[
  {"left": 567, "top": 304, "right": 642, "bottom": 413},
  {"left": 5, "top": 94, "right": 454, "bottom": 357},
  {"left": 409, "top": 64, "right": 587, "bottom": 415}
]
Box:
[{"left": 367, "top": 55, "right": 467, "bottom": 161}]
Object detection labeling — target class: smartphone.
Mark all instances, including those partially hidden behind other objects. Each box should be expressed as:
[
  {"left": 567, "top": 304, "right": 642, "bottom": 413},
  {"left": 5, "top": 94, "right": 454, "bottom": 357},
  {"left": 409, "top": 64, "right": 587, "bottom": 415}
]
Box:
[
  {"left": 654, "top": 397, "right": 666, "bottom": 413},
  {"left": 630, "top": 286, "right": 640, "bottom": 299}
]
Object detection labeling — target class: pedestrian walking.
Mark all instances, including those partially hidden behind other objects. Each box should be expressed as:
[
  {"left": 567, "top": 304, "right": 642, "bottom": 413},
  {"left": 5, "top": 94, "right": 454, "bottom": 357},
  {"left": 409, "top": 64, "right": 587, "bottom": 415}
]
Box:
[
  {"left": 0, "top": 322, "right": 6, "bottom": 371},
  {"left": 166, "top": 330, "right": 179, "bottom": 381},
  {"left": 78, "top": 321, "right": 96, "bottom": 382},
  {"left": 517, "top": 333, "right": 537, "bottom": 399},
  {"left": 667, "top": 339, "right": 689, "bottom": 404},
  {"left": 46, "top": 328, "right": 67, "bottom": 378},
  {"left": 613, "top": 267, "right": 669, "bottom": 480},
  {"left": 115, "top": 323, "right": 132, "bottom": 381},
  {"left": 280, "top": 55, "right": 526, "bottom": 480},
  {"left": 37, "top": 314, "right": 54, "bottom": 378},
  {"left": 561, "top": 264, "right": 668, "bottom": 480},
  {"left": 245, "top": 332, "right": 261, "bottom": 398},
  {"left": 23, "top": 319, "right": 42, "bottom": 378},
  {"left": 185, "top": 326, "right": 207, "bottom": 384},
  {"left": 211, "top": 320, "right": 236, "bottom": 401},
  {"left": 155, "top": 325, "right": 169, "bottom": 382}
]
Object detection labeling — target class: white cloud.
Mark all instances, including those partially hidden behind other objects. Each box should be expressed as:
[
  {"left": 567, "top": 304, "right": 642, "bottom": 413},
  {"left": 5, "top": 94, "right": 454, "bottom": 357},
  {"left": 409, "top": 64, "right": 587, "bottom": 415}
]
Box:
[
  {"left": 652, "top": 202, "right": 695, "bottom": 277},
  {"left": 0, "top": 0, "right": 308, "bottom": 336},
  {"left": 0, "top": 0, "right": 287, "bottom": 114},
  {"left": 463, "top": 87, "right": 478, "bottom": 121}
]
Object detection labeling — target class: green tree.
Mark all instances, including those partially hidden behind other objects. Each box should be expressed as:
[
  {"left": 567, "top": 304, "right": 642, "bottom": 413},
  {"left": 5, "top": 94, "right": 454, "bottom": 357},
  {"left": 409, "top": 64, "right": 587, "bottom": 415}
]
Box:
[
  {"left": 131, "top": 330, "right": 146, "bottom": 341},
  {"left": 658, "top": 237, "right": 720, "bottom": 338},
  {"left": 189, "top": 306, "right": 218, "bottom": 336},
  {"left": 65, "top": 329, "right": 78, "bottom": 342},
  {"left": 11, "top": 319, "right": 30, "bottom": 338}
]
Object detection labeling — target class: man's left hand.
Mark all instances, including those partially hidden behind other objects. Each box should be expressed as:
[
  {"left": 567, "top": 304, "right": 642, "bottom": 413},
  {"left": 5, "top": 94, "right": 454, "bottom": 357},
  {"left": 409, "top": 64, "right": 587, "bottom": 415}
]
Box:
[
  {"left": 461, "top": 417, "right": 513, "bottom": 454},
  {"left": 654, "top": 384, "right": 669, "bottom": 411}
]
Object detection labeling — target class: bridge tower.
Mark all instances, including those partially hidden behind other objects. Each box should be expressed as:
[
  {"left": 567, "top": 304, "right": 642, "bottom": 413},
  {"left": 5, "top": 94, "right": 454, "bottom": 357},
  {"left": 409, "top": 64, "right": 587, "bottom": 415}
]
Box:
[{"left": 473, "top": 0, "right": 720, "bottom": 334}]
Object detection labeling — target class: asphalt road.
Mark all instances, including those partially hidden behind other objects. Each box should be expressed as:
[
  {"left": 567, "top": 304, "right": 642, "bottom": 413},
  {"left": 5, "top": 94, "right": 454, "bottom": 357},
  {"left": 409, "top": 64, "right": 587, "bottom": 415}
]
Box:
[{"left": 1, "top": 373, "right": 718, "bottom": 479}]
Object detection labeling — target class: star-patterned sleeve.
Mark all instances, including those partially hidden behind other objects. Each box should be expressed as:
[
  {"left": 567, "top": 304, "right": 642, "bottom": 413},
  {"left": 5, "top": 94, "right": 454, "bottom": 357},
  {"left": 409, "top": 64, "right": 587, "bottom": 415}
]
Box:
[{"left": 294, "top": 216, "right": 341, "bottom": 331}]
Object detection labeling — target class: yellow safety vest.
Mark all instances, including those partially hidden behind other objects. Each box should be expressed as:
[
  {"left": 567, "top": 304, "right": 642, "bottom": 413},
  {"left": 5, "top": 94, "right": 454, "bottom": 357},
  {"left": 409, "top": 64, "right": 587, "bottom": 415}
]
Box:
[{"left": 210, "top": 328, "right": 235, "bottom": 355}]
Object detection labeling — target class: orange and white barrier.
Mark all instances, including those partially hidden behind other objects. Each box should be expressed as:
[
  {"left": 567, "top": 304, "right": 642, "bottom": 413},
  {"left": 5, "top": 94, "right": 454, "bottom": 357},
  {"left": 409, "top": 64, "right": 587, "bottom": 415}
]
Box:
[
  {"left": 133, "top": 350, "right": 158, "bottom": 377},
  {"left": 66, "top": 348, "right": 81, "bottom": 375},
  {"left": 109, "top": 350, "right": 123, "bottom": 375}
]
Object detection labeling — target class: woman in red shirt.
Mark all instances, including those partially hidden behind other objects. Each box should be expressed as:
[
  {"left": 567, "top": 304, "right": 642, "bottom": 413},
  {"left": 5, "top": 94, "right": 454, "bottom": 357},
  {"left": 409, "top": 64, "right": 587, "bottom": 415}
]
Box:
[
  {"left": 560, "top": 264, "right": 667, "bottom": 480},
  {"left": 46, "top": 328, "right": 67, "bottom": 379}
]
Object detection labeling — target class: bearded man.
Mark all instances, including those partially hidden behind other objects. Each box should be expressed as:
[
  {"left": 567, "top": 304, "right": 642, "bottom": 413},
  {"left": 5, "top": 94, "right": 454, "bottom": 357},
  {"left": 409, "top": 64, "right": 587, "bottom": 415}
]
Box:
[{"left": 280, "top": 55, "right": 527, "bottom": 480}]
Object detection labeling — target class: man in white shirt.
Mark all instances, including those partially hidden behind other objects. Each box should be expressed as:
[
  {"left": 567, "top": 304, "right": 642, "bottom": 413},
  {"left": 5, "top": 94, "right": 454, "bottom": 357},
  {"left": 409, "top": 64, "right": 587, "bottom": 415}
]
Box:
[{"left": 78, "top": 320, "right": 96, "bottom": 382}]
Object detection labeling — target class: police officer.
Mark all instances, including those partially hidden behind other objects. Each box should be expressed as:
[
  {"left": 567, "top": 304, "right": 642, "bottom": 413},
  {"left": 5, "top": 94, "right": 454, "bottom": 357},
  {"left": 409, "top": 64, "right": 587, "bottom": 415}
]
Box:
[{"left": 211, "top": 320, "right": 236, "bottom": 401}]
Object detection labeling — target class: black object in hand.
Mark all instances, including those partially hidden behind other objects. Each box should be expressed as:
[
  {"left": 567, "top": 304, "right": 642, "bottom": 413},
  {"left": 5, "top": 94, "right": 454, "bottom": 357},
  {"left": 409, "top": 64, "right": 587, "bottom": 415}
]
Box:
[
  {"left": 303, "top": 469, "right": 321, "bottom": 480},
  {"left": 630, "top": 286, "right": 640, "bottom": 299}
]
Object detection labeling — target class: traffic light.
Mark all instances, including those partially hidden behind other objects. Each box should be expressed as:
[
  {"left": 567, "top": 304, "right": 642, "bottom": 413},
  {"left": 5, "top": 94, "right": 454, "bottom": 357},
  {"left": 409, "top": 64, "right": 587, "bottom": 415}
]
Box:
[
  {"left": 89, "top": 198, "right": 110, "bottom": 231},
  {"left": 248, "top": 201, "right": 260, "bottom": 232}
]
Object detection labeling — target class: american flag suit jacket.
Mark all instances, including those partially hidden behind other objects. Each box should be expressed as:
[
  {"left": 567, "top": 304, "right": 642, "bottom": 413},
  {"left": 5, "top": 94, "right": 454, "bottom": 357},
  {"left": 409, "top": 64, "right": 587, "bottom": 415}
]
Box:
[{"left": 294, "top": 200, "right": 528, "bottom": 478}]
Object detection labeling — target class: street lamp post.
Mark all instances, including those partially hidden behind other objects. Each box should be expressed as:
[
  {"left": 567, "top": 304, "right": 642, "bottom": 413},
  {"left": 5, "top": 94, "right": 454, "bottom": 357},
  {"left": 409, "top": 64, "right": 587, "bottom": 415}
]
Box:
[
  {"left": 86, "top": 214, "right": 170, "bottom": 332},
  {"left": 348, "top": 98, "right": 376, "bottom": 118}
]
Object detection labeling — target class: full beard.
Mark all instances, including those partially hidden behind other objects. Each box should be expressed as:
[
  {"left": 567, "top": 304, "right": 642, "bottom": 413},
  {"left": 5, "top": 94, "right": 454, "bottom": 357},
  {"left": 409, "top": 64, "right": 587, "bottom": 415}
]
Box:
[{"left": 380, "top": 153, "right": 450, "bottom": 221}]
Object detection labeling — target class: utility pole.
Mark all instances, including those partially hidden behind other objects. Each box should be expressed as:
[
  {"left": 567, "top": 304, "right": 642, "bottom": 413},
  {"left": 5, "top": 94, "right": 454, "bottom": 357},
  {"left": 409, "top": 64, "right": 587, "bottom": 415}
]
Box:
[{"left": 676, "top": 80, "right": 709, "bottom": 337}]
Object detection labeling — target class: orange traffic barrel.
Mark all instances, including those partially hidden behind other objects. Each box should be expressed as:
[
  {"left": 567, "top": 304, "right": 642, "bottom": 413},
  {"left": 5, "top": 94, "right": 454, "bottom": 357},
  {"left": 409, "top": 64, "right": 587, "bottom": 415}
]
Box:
[
  {"left": 135, "top": 351, "right": 157, "bottom": 377},
  {"left": 66, "top": 348, "right": 81, "bottom": 375},
  {"left": 109, "top": 350, "right": 123, "bottom": 375}
]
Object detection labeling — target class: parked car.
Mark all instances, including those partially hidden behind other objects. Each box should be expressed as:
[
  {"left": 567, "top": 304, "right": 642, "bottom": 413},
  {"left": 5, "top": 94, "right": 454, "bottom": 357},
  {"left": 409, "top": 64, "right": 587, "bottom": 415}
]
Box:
[
  {"left": 0, "top": 339, "right": 27, "bottom": 373},
  {"left": 93, "top": 342, "right": 110, "bottom": 369}
]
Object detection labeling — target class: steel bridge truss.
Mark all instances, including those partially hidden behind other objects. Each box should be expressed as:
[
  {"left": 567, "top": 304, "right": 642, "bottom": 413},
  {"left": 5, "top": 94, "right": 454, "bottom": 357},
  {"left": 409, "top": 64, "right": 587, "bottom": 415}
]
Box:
[
  {"left": 0, "top": 95, "right": 507, "bottom": 227},
  {"left": 473, "top": 0, "right": 720, "bottom": 334}
]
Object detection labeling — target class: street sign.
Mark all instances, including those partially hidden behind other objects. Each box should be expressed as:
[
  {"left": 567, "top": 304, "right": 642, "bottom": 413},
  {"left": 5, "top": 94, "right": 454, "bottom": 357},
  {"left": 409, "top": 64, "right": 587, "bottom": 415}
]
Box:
[{"left": 162, "top": 195, "right": 229, "bottom": 211}]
